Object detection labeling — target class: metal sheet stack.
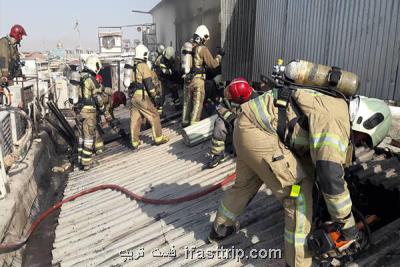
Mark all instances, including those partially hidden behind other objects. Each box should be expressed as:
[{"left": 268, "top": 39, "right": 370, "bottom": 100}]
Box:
[{"left": 181, "top": 114, "right": 217, "bottom": 147}]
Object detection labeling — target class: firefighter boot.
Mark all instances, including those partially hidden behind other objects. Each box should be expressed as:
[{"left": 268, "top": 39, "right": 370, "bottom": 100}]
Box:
[
  {"left": 131, "top": 140, "right": 141, "bottom": 150},
  {"left": 208, "top": 223, "right": 237, "bottom": 244},
  {"left": 155, "top": 135, "right": 170, "bottom": 146},
  {"left": 207, "top": 153, "right": 226, "bottom": 169}
]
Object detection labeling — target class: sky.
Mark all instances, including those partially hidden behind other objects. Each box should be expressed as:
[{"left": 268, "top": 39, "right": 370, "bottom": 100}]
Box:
[{"left": 0, "top": 0, "right": 161, "bottom": 52}]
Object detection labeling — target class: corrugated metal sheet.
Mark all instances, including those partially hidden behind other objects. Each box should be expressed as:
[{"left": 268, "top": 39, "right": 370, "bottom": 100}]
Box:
[
  {"left": 222, "top": 0, "right": 400, "bottom": 100},
  {"left": 221, "top": 0, "right": 257, "bottom": 82},
  {"left": 252, "top": 0, "right": 287, "bottom": 82},
  {"left": 51, "top": 109, "right": 285, "bottom": 266}
]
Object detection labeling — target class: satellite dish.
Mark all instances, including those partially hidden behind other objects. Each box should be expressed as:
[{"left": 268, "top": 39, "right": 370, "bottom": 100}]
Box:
[{"left": 137, "top": 27, "right": 142, "bottom": 32}]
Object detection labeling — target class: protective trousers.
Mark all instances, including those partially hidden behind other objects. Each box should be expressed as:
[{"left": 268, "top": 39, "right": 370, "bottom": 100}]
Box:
[
  {"left": 78, "top": 107, "right": 103, "bottom": 168},
  {"left": 182, "top": 77, "right": 205, "bottom": 125},
  {"left": 211, "top": 117, "right": 231, "bottom": 156},
  {"left": 130, "top": 93, "right": 163, "bottom": 147},
  {"left": 213, "top": 113, "right": 313, "bottom": 267}
]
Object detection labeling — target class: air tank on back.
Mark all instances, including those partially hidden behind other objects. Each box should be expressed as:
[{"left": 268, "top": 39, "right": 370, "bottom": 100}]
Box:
[
  {"left": 68, "top": 71, "right": 81, "bottom": 104},
  {"left": 181, "top": 42, "right": 193, "bottom": 75},
  {"left": 123, "top": 58, "right": 134, "bottom": 88},
  {"left": 284, "top": 59, "right": 360, "bottom": 97}
]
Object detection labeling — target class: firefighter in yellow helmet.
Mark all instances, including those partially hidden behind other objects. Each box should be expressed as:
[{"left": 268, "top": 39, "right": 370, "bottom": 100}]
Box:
[
  {"left": 77, "top": 55, "right": 104, "bottom": 170},
  {"left": 209, "top": 60, "right": 392, "bottom": 266},
  {"left": 181, "top": 25, "right": 223, "bottom": 127},
  {"left": 155, "top": 46, "right": 182, "bottom": 110},
  {"left": 128, "top": 44, "right": 169, "bottom": 149}
]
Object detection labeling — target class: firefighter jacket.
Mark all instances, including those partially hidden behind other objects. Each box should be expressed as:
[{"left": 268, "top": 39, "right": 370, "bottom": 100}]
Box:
[
  {"left": 80, "top": 72, "right": 103, "bottom": 108},
  {"left": 155, "top": 56, "right": 174, "bottom": 80},
  {"left": 241, "top": 88, "right": 353, "bottom": 222},
  {"left": 218, "top": 90, "right": 259, "bottom": 124},
  {"left": 192, "top": 44, "right": 221, "bottom": 79},
  {"left": 129, "top": 61, "right": 157, "bottom": 98},
  {"left": 0, "top": 36, "right": 20, "bottom": 79}
]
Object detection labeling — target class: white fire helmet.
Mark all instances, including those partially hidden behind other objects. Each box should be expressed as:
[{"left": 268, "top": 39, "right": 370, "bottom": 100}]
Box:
[
  {"left": 194, "top": 25, "right": 210, "bottom": 43},
  {"left": 163, "top": 46, "right": 175, "bottom": 61},
  {"left": 135, "top": 44, "right": 149, "bottom": 61},
  {"left": 84, "top": 55, "right": 102, "bottom": 74}
]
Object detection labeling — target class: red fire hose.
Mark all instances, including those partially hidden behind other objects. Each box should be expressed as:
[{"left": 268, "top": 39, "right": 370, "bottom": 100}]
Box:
[{"left": 0, "top": 172, "right": 236, "bottom": 254}]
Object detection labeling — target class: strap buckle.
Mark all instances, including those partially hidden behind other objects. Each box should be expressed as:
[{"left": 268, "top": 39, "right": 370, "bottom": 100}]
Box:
[{"left": 328, "top": 66, "right": 342, "bottom": 87}]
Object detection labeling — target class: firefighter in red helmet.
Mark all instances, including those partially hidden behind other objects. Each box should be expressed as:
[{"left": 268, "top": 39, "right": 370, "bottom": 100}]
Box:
[
  {"left": 0, "top": 25, "right": 27, "bottom": 85},
  {"left": 207, "top": 77, "right": 258, "bottom": 168}
]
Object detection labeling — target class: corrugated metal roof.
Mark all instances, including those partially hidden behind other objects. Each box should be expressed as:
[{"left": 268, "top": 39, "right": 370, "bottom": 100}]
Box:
[
  {"left": 51, "top": 107, "right": 400, "bottom": 266},
  {"left": 51, "top": 109, "right": 285, "bottom": 266}
]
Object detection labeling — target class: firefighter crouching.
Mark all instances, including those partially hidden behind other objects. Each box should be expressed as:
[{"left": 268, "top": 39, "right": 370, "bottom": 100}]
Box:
[
  {"left": 76, "top": 55, "right": 104, "bottom": 170},
  {"left": 154, "top": 46, "right": 182, "bottom": 110},
  {"left": 128, "top": 44, "right": 169, "bottom": 149},
  {"left": 181, "top": 25, "right": 224, "bottom": 127},
  {"left": 94, "top": 74, "right": 126, "bottom": 136},
  {"left": 207, "top": 78, "right": 258, "bottom": 168},
  {"left": 209, "top": 60, "right": 392, "bottom": 266}
]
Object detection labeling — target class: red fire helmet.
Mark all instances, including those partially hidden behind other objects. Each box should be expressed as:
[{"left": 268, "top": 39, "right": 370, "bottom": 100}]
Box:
[
  {"left": 10, "top": 25, "right": 27, "bottom": 41},
  {"left": 95, "top": 74, "right": 103, "bottom": 84},
  {"left": 225, "top": 77, "right": 253, "bottom": 104},
  {"left": 112, "top": 91, "right": 127, "bottom": 108}
]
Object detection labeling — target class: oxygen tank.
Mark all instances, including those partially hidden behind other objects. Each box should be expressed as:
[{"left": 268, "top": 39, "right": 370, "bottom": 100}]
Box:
[
  {"left": 284, "top": 59, "right": 360, "bottom": 97},
  {"left": 68, "top": 71, "right": 81, "bottom": 104},
  {"left": 123, "top": 58, "right": 134, "bottom": 88},
  {"left": 181, "top": 42, "right": 193, "bottom": 75}
]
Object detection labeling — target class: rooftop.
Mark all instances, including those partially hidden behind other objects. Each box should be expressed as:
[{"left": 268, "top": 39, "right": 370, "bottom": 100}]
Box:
[{"left": 51, "top": 108, "right": 285, "bottom": 266}]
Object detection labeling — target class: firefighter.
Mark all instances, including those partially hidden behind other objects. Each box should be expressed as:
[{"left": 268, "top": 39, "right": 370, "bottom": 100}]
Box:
[
  {"left": 207, "top": 78, "right": 257, "bottom": 168},
  {"left": 94, "top": 74, "right": 126, "bottom": 136},
  {"left": 0, "top": 25, "right": 27, "bottom": 85},
  {"left": 181, "top": 25, "right": 223, "bottom": 127},
  {"left": 155, "top": 44, "right": 165, "bottom": 63},
  {"left": 208, "top": 61, "right": 392, "bottom": 266},
  {"left": 155, "top": 46, "right": 181, "bottom": 110},
  {"left": 128, "top": 44, "right": 169, "bottom": 149},
  {"left": 77, "top": 55, "right": 104, "bottom": 170}
]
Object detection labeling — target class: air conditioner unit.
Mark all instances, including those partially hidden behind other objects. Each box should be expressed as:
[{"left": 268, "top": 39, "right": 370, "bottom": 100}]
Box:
[
  {"left": 54, "top": 77, "right": 72, "bottom": 109},
  {"left": 99, "top": 31, "right": 123, "bottom": 54},
  {"left": 9, "top": 110, "right": 26, "bottom": 144},
  {"left": 0, "top": 111, "right": 13, "bottom": 157},
  {"left": 6, "top": 84, "right": 34, "bottom": 111}
]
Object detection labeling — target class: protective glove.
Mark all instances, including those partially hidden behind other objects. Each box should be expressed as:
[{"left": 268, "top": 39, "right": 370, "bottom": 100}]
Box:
[
  {"left": 154, "top": 95, "right": 163, "bottom": 107},
  {"left": 162, "top": 68, "right": 172, "bottom": 75},
  {"left": 127, "top": 84, "right": 136, "bottom": 97},
  {"left": 216, "top": 47, "right": 225, "bottom": 57}
]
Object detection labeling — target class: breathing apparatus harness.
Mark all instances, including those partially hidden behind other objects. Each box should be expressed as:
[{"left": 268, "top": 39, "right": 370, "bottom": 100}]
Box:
[
  {"left": 263, "top": 60, "right": 372, "bottom": 263},
  {"left": 263, "top": 62, "right": 349, "bottom": 150},
  {"left": 126, "top": 61, "right": 157, "bottom": 106}
]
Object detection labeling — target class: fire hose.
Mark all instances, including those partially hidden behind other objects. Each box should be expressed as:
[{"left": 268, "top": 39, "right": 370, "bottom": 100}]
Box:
[{"left": 0, "top": 172, "right": 237, "bottom": 254}]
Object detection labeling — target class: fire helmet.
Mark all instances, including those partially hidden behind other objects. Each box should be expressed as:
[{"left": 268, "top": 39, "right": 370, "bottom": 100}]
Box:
[
  {"left": 157, "top": 44, "right": 165, "bottom": 55},
  {"left": 10, "top": 24, "right": 27, "bottom": 41},
  {"left": 135, "top": 44, "right": 149, "bottom": 61},
  {"left": 84, "top": 55, "right": 102, "bottom": 74},
  {"left": 350, "top": 96, "right": 392, "bottom": 147},
  {"left": 194, "top": 25, "right": 210, "bottom": 43},
  {"left": 112, "top": 91, "right": 127, "bottom": 108},
  {"left": 224, "top": 77, "right": 253, "bottom": 104},
  {"left": 163, "top": 46, "right": 175, "bottom": 61}
]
